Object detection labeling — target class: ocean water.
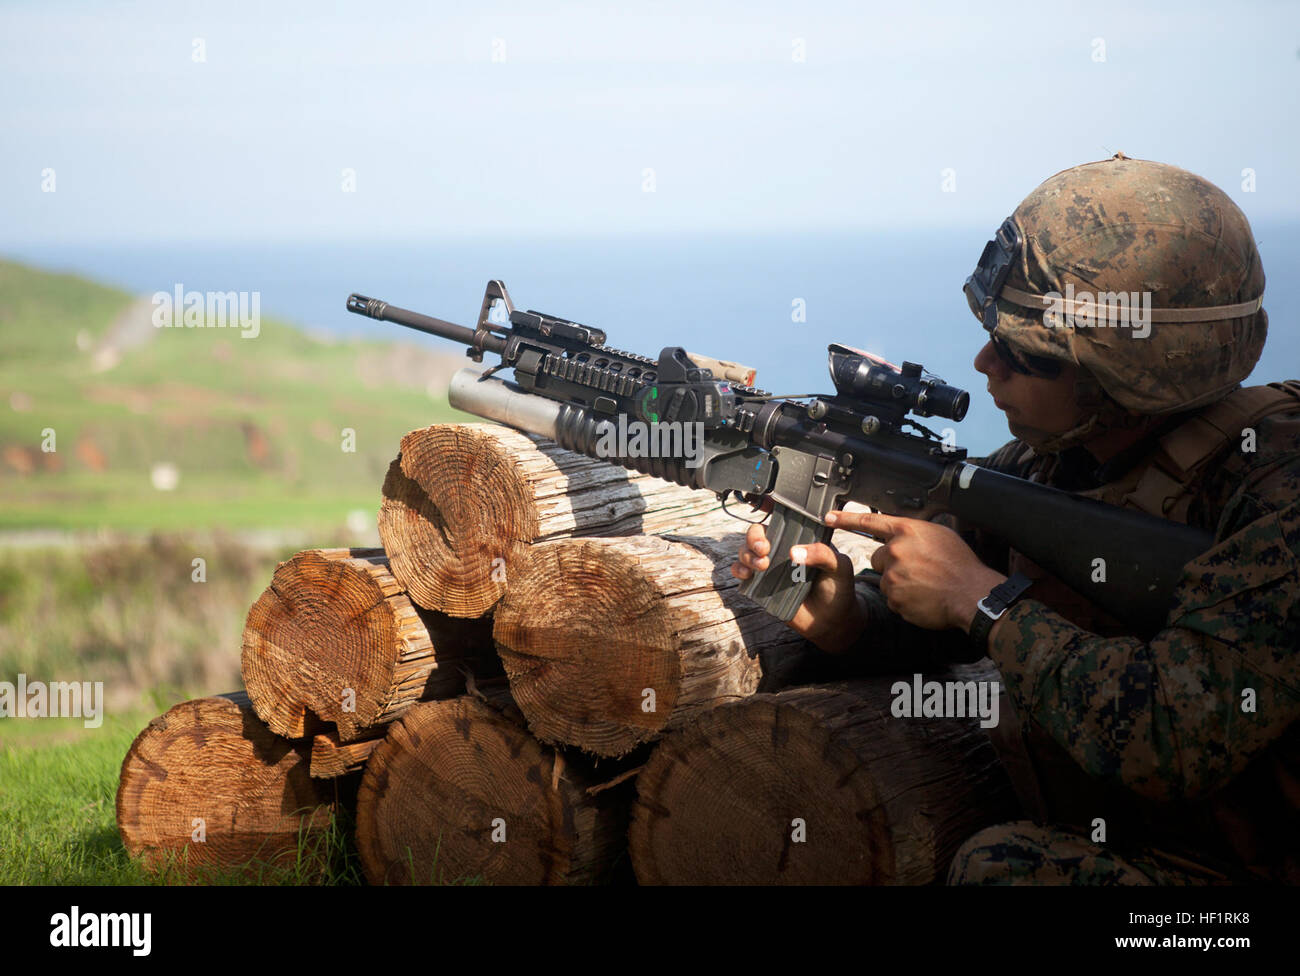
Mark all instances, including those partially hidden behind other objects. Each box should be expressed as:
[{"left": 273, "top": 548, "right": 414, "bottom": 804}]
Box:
[{"left": 9, "top": 225, "right": 1299, "bottom": 457}]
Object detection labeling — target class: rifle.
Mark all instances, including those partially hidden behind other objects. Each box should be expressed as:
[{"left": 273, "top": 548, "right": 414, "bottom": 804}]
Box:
[{"left": 346, "top": 280, "right": 1212, "bottom": 636}]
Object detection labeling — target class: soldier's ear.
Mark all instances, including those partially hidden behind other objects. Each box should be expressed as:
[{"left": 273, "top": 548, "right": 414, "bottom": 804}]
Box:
[{"left": 1071, "top": 367, "right": 1107, "bottom": 413}]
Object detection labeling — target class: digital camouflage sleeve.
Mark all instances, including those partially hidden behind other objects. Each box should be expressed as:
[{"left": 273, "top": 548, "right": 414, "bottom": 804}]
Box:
[{"left": 849, "top": 404, "right": 1300, "bottom": 883}]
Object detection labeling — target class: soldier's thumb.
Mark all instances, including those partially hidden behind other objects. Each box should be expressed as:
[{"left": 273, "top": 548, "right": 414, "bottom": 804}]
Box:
[{"left": 790, "top": 543, "right": 841, "bottom": 574}]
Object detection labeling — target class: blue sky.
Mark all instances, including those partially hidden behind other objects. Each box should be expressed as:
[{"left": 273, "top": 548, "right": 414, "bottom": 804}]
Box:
[{"left": 2, "top": 0, "right": 1298, "bottom": 244}]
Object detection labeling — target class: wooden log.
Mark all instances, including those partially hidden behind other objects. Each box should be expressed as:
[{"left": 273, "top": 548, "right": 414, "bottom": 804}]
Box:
[
  {"left": 355, "top": 687, "right": 630, "bottom": 885},
  {"left": 310, "top": 729, "right": 384, "bottom": 779},
  {"left": 377, "top": 423, "right": 731, "bottom": 617},
  {"left": 491, "top": 524, "right": 875, "bottom": 758},
  {"left": 116, "top": 692, "right": 339, "bottom": 880},
  {"left": 628, "top": 666, "right": 1020, "bottom": 884},
  {"left": 241, "top": 547, "right": 495, "bottom": 742}
]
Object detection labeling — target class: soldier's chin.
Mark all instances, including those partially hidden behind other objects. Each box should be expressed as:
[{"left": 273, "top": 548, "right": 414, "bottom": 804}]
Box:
[{"left": 1006, "top": 418, "right": 1056, "bottom": 452}]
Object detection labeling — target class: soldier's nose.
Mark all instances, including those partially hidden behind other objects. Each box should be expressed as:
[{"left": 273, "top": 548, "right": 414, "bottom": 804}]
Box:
[{"left": 974, "top": 341, "right": 1007, "bottom": 379}]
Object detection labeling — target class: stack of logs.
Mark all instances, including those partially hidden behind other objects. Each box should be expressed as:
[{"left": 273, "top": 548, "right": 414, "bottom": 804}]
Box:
[{"left": 116, "top": 423, "right": 1017, "bottom": 884}]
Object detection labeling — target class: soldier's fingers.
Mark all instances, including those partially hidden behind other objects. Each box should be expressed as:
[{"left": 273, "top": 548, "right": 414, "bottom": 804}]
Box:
[
  {"left": 826, "top": 510, "right": 900, "bottom": 540},
  {"left": 790, "top": 542, "right": 841, "bottom": 574},
  {"left": 730, "top": 561, "right": 753, "bottom": 581}
]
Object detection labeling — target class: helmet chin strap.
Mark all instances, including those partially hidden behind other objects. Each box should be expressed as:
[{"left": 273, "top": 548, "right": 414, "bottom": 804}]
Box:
[
  {"left": 1009, "top": 414, "right": 1105, "bottom": 454},
  {"left": 1008, "top": 371, "right": 1145, "bottom": 455}
]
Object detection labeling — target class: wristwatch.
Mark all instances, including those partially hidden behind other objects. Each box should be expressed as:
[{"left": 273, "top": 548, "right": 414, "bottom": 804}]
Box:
[{"left": 968, "top": 572, "right": 1034, "bottom": 655}]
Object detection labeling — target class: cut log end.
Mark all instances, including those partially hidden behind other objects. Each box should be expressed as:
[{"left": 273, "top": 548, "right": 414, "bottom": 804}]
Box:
[
  {"left": 379, "top": 425, "right": 541, "bottom": 617},
  {"left": 355, "top": 695, "right": 627, "bottom": 885},
  {"left": 241, "top": 547, "right": 489, "bottom": 741},
  {"left": 631, "top": 694, "right": 894, "bottom": 884},
  {"left": 493, "top": 537, "right": 687, "bottom": 757},
  {"left": 629, "top": 672, "right": 1019, "bottom": 885},
  {"left": 116, "top": 692, "right": 337, "bottom": 880},
  {"left": 242, "top": 548, "right": 397, "bottom": 739}
]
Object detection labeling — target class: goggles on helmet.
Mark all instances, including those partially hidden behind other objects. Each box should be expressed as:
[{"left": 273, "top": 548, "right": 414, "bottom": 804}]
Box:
[
  {"left": 965, "top": 217, "right": 1063, "bottom": 380},
  {"left": 965, "top": 217, "right": 1020, "bottom": 330}
]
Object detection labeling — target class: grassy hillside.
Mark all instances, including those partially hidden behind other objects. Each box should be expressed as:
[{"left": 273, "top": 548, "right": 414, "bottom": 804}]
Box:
[
  {"left": 1, "top": 262, "right": 605, "bottom": 885},
  {"left": 0, "top": 259, "right": 465, "bottom": 532},
  {"left": 0, "top": 260, "right": 483, "bottom": 884}
]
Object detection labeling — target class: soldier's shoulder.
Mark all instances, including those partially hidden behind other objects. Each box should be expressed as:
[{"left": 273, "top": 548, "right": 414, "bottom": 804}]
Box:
[
  {"left": 975, "top": 438, "right": 1036, "bottom": 476},
  {"left": 1238, "top": 393, "right": 1300, "bottom": 473},
  {"left": 1198, "top": 386, "right": 1300, "bottom": 532}
]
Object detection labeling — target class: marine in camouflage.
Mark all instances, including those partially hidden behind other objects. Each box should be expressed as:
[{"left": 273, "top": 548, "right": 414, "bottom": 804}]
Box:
[
  {"left": 846, "top": 157, "right": 1300, "bottom": 884},
  {"left": 956, "top": 404, "right": 1300, "bottom": 884},
  {"left": 852, "top": 403, "right": 1300, "bottom": 883}
]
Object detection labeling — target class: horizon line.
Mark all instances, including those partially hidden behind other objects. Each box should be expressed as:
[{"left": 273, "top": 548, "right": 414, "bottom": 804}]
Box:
[{"left": 5, "top": 215, "right": 1299, "bottom": 251}]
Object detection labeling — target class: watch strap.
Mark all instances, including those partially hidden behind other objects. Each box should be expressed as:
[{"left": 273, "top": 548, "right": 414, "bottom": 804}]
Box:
[{"left": 968, "top": 572, "right": 1034, "bottom": 655}]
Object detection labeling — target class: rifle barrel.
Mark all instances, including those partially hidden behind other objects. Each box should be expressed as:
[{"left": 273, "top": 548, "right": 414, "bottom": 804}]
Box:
[{"left": 347, "top": 294, "right": 503, "bottom": 351}]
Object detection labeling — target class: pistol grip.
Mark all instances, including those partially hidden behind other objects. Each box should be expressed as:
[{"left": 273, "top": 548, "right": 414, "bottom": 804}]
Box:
[{"left": 737, "top": 505, "right": 832, "bottom": 622}]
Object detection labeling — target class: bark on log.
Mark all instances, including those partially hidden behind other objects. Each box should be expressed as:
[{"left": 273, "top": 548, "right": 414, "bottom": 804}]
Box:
[
  {"left": 628, "top": 666, "right": 1020, "bottom": 884},
  {"left": 355, "top": 687, "right": 630, "bottom": 885},
  {"left": 377, "top": 423, "right": 732, "bottom": 617},
  {"left": 241, "top": 547, "right": 495, "bottom": 742},
  {"left": 116, "top": 692, "right": 339, "bottom": 879},
  {"left": 492, "top": 525, "right": 876, "bottom": 757}
]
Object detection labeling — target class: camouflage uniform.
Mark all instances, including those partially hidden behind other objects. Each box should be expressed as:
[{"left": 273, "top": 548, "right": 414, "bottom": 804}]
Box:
[
  {"left": 852, "top": 157, "right": 1300, "bottom": 884},
  {"left": 950, "top": 404, "right": 1300, "bottom": 885},
  {"left": 947, "top": 821, "right": 1209, "bottom": 885}
]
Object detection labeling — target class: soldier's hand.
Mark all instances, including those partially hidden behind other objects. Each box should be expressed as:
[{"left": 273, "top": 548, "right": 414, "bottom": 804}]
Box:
[
  {"left": 824, "top": 510, "right": 1006, "bottom": 632},
  {"left": 730, "top": 521, "right": 867, "bottom": 653}
]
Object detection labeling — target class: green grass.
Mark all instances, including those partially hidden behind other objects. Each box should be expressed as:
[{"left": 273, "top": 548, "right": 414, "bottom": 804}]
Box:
[{"left": 1, "top": 712, "right": 157, "bottom": 885}]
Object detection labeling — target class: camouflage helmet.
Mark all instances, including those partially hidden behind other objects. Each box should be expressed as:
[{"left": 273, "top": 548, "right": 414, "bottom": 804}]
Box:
[{"left": 965, "top": 154, "right": 1267, "bottom": 435}]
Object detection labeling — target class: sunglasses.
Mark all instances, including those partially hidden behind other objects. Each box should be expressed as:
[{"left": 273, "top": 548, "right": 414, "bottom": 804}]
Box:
[{"left": 988, "top": 335, "right": 1063, "bottom": 379}]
